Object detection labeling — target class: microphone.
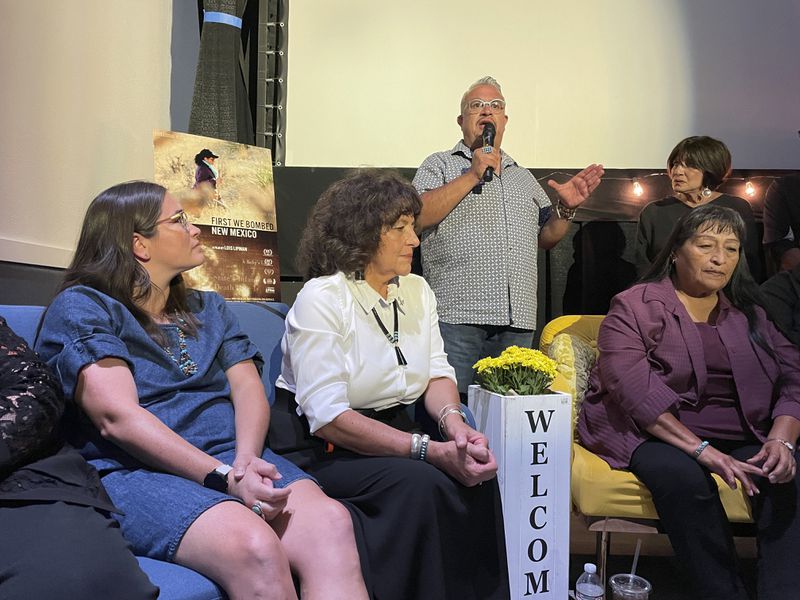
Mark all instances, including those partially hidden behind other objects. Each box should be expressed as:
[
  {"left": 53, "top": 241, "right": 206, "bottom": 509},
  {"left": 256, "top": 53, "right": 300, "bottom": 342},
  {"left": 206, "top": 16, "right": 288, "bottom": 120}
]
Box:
[{"left": 482, "top": 122, "right": 496, "bottom": 182}]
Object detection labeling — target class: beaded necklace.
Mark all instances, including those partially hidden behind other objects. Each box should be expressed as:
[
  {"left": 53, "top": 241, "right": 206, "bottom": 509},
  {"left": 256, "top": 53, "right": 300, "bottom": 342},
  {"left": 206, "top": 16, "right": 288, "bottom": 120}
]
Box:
[
  {"left": 162, "top": 320, "right": 198, "bottom": 376},
  {"left": 371, "top": 302, "right": 408, "bottom": 367}
]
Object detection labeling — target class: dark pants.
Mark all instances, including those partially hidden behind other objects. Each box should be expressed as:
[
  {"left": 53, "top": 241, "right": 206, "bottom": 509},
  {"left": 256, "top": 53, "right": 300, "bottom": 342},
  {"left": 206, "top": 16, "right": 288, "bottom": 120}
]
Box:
[
  {"left": 630, "top": 439, "right": 800, "bottom": 600},
  {"left": 0, "top": 501, "right": 158, "bottom": 600}
]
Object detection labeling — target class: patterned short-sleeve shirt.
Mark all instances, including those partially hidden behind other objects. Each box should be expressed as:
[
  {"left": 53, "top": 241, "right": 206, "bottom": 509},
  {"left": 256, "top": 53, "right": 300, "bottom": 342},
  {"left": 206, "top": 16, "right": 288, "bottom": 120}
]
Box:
[{"left": 412, "top": 140, "right": 551, "bottom": 330}]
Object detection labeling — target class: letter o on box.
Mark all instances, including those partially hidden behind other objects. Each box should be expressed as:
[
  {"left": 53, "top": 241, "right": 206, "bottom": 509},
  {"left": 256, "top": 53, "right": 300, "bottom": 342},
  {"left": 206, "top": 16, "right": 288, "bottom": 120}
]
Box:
[{"left": 527, "top": 538, "right": 548, "bottom": 562}]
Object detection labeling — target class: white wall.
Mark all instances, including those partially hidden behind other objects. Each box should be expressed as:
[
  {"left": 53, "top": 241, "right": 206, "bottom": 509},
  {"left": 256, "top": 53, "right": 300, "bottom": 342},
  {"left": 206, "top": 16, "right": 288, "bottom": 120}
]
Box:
[
  {"left": 286, "top": 0, "right": 800, "bottom": 170},
  {"left": 2, "top": 0, "right": 798, "bottom": 269},
  {"left": 0, "top": 0, "right": 172, "bottom": 268}
]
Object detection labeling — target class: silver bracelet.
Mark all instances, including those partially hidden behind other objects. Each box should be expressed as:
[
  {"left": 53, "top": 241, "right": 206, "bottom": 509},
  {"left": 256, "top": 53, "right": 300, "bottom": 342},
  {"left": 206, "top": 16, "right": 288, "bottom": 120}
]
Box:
[
  {"left": 437, "top": 403, "right": 462, "bottom": 422},
  {"left": 693, "top": 440, "right": 710, "bottom": 459},
  {"left": 766, "top": 438, "right": 796, "bottom": 452},
  {"left": 438, "top": 407, "right": 467, "bottom": 440},
  {"left": 419, "top": 434, "right": 430, "bottom": 462},
  {"left": 410, "top": 433, "right": 422, "bottom": 460},
  {"left": 554, "top": 201, "right": 577, "bottom": 221}
]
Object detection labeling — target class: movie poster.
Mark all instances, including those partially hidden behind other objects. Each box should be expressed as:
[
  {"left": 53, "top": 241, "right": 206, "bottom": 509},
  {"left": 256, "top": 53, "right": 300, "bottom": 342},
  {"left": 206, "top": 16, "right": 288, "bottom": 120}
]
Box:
[{"left": 153, "top": 130, "right": 280, "bottom": 301}]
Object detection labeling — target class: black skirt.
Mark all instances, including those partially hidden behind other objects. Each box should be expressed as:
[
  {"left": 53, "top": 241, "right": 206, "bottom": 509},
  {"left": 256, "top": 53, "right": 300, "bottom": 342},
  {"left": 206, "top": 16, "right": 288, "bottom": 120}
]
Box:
[{"left": 271, "top": 388, "right": 510, "bottom": 600}]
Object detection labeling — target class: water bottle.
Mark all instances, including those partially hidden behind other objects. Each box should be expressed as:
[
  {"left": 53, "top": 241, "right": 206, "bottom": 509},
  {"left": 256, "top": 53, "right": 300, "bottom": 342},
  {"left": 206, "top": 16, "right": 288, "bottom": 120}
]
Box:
[{"left": 575, "top": 563, "right": 604, "bottom": 600}]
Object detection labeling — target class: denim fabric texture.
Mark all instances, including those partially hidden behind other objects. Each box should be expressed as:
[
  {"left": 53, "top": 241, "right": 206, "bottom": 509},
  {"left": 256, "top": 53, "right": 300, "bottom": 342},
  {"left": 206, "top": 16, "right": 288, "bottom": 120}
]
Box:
[
  {"left": 102, "top": 446, "right": 308, "bottom": 561},
  {"left": 36, "top": 286, "right": 312, "bottom": 560},
  {"left": 37, "top": 286, "right": 268, "bottom": 470},
  {"left": 438, "top": 321, "right": 534, "bottom": 395}
]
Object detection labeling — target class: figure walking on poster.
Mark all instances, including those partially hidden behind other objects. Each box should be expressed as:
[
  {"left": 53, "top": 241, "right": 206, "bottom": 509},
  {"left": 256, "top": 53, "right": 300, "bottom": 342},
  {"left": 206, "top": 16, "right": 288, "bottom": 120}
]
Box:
[{"left": 193, "top": 148, "right": 227, "bottom": 209}]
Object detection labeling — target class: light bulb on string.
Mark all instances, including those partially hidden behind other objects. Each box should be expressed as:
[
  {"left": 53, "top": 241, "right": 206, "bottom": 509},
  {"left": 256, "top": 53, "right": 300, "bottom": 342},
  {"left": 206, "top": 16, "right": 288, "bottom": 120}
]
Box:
[{"left": 530, "top": 172, "right": 782, "bottom": 211}]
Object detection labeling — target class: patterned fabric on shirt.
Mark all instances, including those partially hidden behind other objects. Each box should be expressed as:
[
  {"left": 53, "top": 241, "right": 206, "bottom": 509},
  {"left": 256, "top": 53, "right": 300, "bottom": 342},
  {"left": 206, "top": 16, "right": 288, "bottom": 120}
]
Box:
[
  {"left": 413, "top": 140, "right": 551, "bottom": 330},
  {"left": 0, "top": 316, "right": 112, "bottom": 508},
  {"left": 0, "top": 317, "right": 63, "bottom": 473}
]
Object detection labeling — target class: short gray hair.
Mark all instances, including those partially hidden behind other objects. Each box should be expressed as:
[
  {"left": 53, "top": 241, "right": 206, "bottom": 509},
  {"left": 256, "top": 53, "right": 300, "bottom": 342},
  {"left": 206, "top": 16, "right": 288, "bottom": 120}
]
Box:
[{"left": 460, "top": 76, "right": 503, "bottom": 112}]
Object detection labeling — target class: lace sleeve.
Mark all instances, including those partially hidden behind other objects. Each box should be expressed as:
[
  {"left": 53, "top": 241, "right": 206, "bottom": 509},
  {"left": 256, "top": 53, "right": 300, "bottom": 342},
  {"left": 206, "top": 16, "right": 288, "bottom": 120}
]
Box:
[{"left": 0, "top": 318, "right": 65, "bottom": 472}]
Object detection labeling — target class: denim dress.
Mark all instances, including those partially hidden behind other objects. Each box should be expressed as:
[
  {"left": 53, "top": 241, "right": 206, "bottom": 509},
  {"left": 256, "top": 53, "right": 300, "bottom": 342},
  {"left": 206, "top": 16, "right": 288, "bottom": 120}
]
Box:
[{"left": 36, "top": 286, "right": 310, "bottom": 561}]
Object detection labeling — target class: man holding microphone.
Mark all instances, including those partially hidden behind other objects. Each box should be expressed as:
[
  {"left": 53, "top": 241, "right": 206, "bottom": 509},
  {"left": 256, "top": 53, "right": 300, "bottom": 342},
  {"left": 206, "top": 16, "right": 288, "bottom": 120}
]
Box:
[{"left": 413, "top": 76, "right": 604, "bottom": 398}]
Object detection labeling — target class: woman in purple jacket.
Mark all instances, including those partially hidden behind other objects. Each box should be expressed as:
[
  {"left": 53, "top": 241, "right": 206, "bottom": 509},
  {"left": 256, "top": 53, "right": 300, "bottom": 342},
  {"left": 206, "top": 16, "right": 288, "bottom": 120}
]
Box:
[{"left": 578, "top": 205, "right": 800, "bottom": 600}]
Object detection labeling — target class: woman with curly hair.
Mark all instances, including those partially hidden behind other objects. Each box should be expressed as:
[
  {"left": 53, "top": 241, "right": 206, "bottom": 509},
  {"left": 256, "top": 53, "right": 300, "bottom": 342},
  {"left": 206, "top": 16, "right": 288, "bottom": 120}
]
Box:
[{"left": 274, "top": 170, "right": 509, "bottom": 600}]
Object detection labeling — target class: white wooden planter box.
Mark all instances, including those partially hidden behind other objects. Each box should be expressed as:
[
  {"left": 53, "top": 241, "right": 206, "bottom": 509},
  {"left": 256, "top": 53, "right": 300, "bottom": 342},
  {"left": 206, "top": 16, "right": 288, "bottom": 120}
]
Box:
[{"left": 468, "top": 385, "right": 572, "bottom": 600}]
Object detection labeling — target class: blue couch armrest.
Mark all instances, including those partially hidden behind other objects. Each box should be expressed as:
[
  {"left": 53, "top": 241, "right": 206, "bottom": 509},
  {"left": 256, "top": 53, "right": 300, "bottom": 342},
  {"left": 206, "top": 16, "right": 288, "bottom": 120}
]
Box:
[
  {"left": 226, "top": 301, "right": 289, "bottom": 405},
  {"left": 0, "top": 304, "right": 46, "bottom": 346},
  {"left": 136, "top": 558, "right": 225, "bottom": 600}
]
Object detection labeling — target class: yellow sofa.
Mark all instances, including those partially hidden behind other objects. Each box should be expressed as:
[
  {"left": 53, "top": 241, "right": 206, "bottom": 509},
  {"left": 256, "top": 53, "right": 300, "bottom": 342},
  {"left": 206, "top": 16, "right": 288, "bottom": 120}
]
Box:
[{"left": 539, "top": 315, "right": 753, "bottom": 578}]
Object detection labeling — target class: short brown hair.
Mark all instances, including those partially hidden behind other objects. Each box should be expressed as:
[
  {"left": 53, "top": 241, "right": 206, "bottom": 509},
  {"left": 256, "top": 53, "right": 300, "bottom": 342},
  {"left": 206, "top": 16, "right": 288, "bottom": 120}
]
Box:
[
  {"left": 296, "top": 170, "right": 422, "bottom": 279},
  {"left": 667, "top": 136, "right": 732, "bottom": 190}
]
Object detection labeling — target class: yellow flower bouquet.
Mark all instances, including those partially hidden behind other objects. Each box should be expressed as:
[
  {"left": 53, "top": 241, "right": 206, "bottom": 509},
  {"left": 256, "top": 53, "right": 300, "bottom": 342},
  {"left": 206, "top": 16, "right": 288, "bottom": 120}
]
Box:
[{"left": 472, "top": 345, "right": 558, "bottom": 396}]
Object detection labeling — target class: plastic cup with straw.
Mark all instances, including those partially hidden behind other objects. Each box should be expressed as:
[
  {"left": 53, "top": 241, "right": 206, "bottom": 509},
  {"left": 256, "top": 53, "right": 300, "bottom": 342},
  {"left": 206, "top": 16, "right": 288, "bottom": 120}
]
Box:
[
  {"left": 608, "top": 539, "right": 652, "bottom": 599},
  {"left": 630, "top": 539, "right": 641, "bottom": 579}
]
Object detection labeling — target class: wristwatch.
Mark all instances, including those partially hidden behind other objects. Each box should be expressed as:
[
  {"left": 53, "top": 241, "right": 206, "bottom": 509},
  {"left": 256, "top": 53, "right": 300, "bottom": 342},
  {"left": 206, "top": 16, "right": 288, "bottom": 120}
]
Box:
[
  {"left": 554, "top": 201, "right": 577, "bottom": 221},
  {"left": 203, "top": 464, "right": 233, "bottom": 492}
]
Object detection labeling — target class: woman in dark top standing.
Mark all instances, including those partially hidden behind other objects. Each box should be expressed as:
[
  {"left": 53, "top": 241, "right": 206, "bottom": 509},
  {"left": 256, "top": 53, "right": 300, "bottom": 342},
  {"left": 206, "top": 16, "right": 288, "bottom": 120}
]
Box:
[
  {"left": 636, "top": 136, "right": 762, "bottom": 281},
  {"left": 0, "top": 317, "right": 157, "bottom": 599}
]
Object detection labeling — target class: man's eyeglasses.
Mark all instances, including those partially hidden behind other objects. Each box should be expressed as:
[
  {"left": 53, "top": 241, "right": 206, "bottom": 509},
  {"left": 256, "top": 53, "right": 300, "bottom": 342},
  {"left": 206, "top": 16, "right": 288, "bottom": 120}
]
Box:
[
  {"left": 464, "top": 98, "right": 506, "bottom": 114},
  {"left": 156, "top": 210, "right": 191, "bottom": 230}
]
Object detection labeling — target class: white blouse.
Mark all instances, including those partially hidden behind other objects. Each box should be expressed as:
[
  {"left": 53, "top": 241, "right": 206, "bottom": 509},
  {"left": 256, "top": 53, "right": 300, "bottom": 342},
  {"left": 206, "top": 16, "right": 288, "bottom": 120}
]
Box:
[{"left": 275, "top": 272, "right": 456, "bottom": 433}]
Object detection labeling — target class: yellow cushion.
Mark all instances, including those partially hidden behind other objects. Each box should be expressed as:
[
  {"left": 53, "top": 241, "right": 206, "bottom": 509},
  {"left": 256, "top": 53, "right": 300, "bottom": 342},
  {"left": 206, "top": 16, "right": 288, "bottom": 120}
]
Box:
[
  {"left": 540, "top": 315, "right": 754, "bottom": 525},
  {"left": 540, "top": 315, "right": 603, "bottom": 356},
  {"left": 572, "top": 443, "right": 754, "bottom": 523},
  {"left": 546, "top": 332, "right": 597, "bottom": 428}
]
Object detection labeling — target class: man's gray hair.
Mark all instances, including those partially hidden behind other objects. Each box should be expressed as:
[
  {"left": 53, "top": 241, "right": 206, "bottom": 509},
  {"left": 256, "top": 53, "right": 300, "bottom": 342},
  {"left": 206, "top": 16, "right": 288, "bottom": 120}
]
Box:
[{"left": 460, "top": 76, "right": 503, "bottom": 112}]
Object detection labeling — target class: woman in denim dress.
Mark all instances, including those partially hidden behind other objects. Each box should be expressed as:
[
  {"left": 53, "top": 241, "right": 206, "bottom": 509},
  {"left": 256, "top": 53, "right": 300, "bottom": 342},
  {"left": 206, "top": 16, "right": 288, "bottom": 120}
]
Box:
[{"left": 36, "top": 181, "right": 367, "bottom": 600}]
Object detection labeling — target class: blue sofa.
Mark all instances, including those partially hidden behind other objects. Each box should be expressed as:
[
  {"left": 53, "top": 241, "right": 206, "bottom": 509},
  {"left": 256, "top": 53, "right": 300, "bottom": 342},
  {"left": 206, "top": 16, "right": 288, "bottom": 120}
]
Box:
[
  {"left": 2, "top": 301, "right": 291, "bottom": 600},
  {"left": 4, "top": 300, "right": 477, "bottom": 598}
]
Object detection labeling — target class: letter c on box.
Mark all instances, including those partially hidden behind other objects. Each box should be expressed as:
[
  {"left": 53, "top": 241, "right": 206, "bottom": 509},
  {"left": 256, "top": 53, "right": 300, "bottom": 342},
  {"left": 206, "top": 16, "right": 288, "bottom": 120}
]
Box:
[{"left": 529, "top": 505, "right": 547, "bottom": 530}]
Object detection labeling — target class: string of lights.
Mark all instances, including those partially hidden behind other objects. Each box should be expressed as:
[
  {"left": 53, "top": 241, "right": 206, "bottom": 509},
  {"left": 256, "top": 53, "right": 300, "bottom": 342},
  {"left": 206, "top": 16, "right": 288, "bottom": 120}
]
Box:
[{"left": 531, "top": 170, "right": 783, "bottom": 200}]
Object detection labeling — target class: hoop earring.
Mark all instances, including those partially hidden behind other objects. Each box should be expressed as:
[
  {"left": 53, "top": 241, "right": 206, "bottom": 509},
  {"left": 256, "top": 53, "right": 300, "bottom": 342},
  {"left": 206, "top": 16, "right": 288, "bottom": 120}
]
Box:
[{"left": 701, "top": 186, "right": 712, "bottom": 198}]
